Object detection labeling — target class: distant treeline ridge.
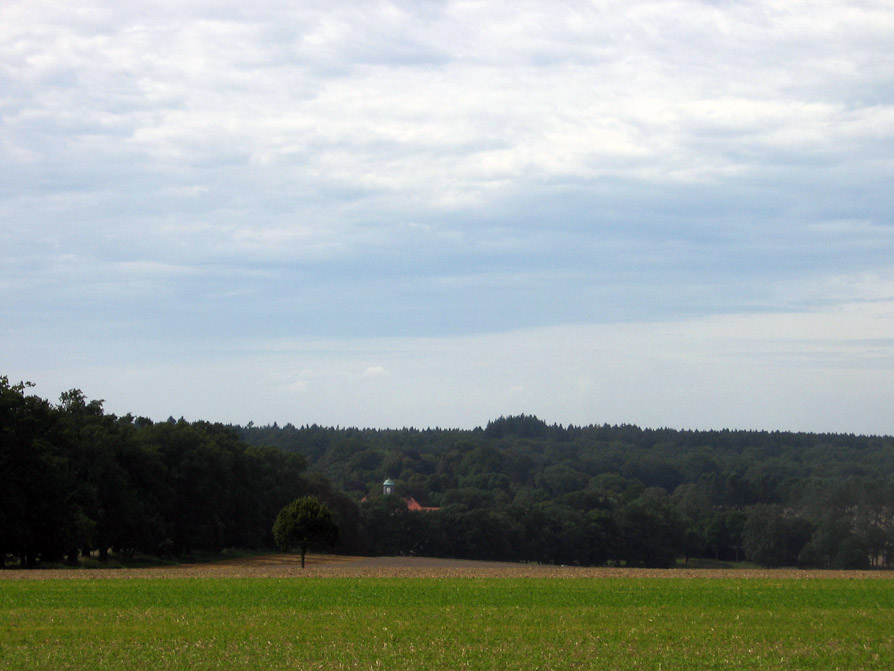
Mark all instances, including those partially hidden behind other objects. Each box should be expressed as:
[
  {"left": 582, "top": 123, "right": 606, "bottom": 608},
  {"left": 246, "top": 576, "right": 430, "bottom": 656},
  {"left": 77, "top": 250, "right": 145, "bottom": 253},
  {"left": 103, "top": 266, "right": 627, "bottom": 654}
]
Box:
[{"left": 3, "top": 377, "right": 893, "bottom": 569}]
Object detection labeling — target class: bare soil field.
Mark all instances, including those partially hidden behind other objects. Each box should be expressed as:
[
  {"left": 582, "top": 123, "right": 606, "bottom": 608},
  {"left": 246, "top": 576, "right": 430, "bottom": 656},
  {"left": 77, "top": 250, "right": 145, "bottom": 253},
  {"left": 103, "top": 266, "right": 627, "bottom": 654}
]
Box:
[{"left": 2, "top": 553, "right": 893, "bottom": 579}]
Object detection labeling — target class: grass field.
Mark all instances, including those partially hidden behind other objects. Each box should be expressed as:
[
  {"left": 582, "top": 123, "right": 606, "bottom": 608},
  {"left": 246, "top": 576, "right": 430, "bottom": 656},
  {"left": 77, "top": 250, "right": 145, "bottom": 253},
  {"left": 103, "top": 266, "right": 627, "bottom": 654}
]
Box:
[{"left": 1, "top": 564, "right": 893, "bottom": 670}]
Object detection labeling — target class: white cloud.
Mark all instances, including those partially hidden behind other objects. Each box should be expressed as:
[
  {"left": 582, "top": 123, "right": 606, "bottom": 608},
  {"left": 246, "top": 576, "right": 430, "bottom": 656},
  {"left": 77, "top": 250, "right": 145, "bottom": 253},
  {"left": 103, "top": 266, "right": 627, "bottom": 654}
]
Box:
[
  {"left": 5, "top": 0, "right": 891, "bottom": 205},
  {"left": 2, "top": 0, "right": 893, "bottom": 432}
]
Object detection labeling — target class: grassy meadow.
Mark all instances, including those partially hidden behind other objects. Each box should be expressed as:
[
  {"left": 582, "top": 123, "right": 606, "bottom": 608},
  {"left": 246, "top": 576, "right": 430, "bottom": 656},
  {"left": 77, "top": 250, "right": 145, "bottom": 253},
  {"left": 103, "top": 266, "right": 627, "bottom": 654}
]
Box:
[{"left": 1, "top": 575, "right": 892, "bottom": 670}]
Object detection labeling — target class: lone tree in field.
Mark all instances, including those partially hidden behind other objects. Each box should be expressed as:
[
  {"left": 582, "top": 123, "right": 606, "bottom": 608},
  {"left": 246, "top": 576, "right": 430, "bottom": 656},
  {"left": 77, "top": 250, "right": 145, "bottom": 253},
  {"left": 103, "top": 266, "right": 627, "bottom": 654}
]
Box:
[{"left": 273, "top": 496, "right": 339, "bottom": 568}]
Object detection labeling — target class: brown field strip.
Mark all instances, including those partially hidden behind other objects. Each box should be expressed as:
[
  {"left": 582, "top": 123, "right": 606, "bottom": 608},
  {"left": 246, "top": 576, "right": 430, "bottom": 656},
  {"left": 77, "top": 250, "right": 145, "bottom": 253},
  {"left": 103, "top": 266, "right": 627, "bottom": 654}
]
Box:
[{"left": 3, "top": 554, "right": 894, "bottom": 579}]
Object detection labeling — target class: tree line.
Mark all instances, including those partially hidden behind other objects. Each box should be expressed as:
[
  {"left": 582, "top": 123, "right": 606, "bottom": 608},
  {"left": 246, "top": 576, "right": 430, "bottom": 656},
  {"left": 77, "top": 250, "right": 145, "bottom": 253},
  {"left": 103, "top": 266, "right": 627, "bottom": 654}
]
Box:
[
  {"left": 241, "top": 415, "right": 894, "bottom": 569},
  {"left": 0, "top": 377, "right": 358, "bottom": 567},
  {"left": 4, "top": 376, "right": 894, "bottom": 569}
]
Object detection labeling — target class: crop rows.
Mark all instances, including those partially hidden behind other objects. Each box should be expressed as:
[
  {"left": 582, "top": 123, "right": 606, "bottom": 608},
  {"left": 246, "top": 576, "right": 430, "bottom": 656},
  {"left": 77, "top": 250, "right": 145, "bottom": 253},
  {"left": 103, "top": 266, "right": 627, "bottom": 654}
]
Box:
[{"left": 1, "top": 575, "right": 892, "bottom": 670}]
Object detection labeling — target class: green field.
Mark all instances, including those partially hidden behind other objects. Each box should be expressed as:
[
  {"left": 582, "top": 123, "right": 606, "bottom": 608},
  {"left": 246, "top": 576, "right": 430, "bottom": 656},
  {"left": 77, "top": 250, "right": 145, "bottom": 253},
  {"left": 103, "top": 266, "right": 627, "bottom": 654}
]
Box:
[{"left": 1, "top": 577, "right": 892, "bottom": 670}]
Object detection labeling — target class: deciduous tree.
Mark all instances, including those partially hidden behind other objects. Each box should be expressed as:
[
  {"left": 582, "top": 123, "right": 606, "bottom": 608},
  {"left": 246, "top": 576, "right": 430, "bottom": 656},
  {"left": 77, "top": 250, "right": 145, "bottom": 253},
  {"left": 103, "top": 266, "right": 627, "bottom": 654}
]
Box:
[{"left": 273, "top": 496, "right": 339, "bottom": 567}]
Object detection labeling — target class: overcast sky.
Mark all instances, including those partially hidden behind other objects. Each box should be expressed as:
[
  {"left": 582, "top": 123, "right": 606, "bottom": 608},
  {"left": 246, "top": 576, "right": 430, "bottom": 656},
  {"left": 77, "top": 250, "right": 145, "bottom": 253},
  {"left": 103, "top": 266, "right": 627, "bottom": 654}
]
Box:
[{"left": 2, "top": 1, "right": 893, "bottom": 434}]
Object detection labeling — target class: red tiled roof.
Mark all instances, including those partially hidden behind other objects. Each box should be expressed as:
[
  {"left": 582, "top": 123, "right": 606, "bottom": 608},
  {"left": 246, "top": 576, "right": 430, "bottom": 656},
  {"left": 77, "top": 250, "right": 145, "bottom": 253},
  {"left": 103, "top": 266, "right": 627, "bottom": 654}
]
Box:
[
  {"left": 360, "top": 495, "right": 440, "bottom": 511},
  {"left": 404, "top": 497, "right": 440, "bottom": 511}
]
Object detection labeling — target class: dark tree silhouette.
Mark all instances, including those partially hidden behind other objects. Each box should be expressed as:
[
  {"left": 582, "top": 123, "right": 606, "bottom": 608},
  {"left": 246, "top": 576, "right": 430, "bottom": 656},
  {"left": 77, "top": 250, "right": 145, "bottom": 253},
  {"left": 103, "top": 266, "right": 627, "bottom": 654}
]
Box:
[{"left": 272, "top": 496, "right": 339, "bottom": 568}]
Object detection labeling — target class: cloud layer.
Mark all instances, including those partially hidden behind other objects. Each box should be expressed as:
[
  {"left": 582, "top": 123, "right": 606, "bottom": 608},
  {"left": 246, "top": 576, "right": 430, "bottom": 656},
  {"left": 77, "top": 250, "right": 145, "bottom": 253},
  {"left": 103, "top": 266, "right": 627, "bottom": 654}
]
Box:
[{"left": 2, "top": 1, "right": 893, "bottom": 432}]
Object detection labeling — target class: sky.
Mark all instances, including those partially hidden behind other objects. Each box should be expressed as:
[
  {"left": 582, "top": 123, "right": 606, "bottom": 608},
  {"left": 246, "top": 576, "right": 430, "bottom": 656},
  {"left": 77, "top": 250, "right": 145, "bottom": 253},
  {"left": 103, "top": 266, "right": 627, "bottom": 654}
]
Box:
[{"left": 2, "top": 0, "right": 893, "bottom": 434}]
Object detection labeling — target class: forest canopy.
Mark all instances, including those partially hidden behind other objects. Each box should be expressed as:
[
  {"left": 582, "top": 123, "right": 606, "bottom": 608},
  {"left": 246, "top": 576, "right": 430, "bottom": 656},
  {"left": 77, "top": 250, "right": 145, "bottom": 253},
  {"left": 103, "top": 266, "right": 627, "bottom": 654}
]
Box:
[
  {"left": 0, "top": 376, "right": 357, "bottom": 567},
  {"left": 239, "top": 414, "right": 894, "bottom": 568},
  {"left": 3, "top": 377, "right": 893, "bottom": 569}
]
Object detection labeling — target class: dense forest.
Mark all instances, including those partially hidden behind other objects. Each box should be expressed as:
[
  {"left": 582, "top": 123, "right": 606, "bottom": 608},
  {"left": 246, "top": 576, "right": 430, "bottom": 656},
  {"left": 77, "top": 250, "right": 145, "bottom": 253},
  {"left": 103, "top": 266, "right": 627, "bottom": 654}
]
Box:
[
  {"left": 3, "top": 376, "right": 894, "bottom": 569},
  {"left": 237, "top": 415, "right": 894, "bottom": 569},
  {"left": 0, "top": 377, "right": 360, "bottom": 567}
]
